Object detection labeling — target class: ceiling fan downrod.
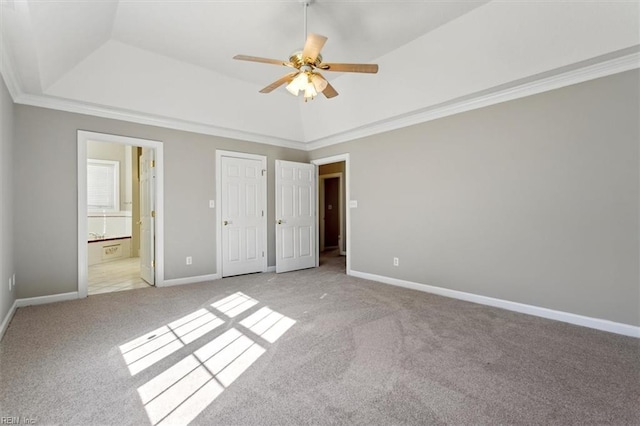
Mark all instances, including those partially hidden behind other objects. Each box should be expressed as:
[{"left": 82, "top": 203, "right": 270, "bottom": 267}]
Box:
[{"left": 302, "top": 0, "right": 313, "bottom": 43}]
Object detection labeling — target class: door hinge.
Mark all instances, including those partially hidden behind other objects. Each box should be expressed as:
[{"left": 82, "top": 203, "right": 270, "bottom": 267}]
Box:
[
  {"left": 262, "top": 251, "right": 264, "bottom": 257},
  {"left": 151, "top": 210, "right": 156, "bottom": 218},
  {"left": 261, "top": 169, "right": 266, "bottom": 176},
  {"left": 151, "top": 160, "right": 155, "bottom": 168},
  {"left": 262, "top": 210, "right": 264, "bottom": 217},
  {"left": 151, "top": 260, "right": 155, "bottom": 268}
]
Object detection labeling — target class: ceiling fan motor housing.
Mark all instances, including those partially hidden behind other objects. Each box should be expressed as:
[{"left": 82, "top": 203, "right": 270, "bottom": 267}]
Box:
[{"left": 289, "top": 51, "right": 323, "bottom": 69}]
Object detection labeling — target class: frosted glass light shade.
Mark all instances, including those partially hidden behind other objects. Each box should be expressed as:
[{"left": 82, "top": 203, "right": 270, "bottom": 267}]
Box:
[
  {"left": 304, "top": 84, "right": 317, "bottom": 99},
  {"left": 286, "top": 72, "right": 309, "bottom": 96},
  {"left": 311, "top": 74, "right": 328, "bottom": 93}
]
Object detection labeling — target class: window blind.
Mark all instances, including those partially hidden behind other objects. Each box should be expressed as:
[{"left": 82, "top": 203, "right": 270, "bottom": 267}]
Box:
[{"left": 88, "top": 160, "right": 119, "bottom": 211}]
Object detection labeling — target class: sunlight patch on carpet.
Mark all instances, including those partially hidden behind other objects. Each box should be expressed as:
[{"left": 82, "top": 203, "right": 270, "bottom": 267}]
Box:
[
  {"left": 239, "top": 306, "right": 296, "bottom": 343},
  {"left": 138, "top": 329, "right": 265, "bottom": 425},
  {"left": 211, "top": 292, "right": 259, "bottom": 318},
  {"left": 119, "top": 308, "right": 224, "bottom": 375},
  {"left": 125, "top": 293, "right": 297, "bottom": 425}
]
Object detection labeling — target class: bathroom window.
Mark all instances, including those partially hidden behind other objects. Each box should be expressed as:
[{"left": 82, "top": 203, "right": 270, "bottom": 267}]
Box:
[{"left": 87, "top": 159, "right": 120, "bottom": 212}]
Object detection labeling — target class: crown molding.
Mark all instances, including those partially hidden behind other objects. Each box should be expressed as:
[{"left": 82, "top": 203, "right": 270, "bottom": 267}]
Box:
[
  {"left": 3, "top": 49, "right": 638, "bottom": 152},
  {"left": 0, "top": 38, "right": 23, "bottom": 101},
  {"left": 304, "top": 50, "right": 640, "bottom": 151},
  {"left": 13, "top": 93, "right": 307, "bottom": 151}
]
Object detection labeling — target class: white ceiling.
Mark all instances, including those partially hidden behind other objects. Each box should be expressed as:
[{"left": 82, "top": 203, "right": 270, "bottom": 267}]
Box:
[{"left": 1, "top": 0, "right": 638, "bottom": 149}]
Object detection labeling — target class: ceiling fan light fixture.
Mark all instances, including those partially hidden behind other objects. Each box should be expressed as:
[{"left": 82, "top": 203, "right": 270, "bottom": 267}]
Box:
[
  {"left": 304, "top": 83, "right": 317, "bottom": 101},
  {"left": 285, "top": 71, "right": 309, "bottom": 96},
  {"left": 233, "top": 0, "right": 377, "bottom": 100},
  {"left": 285, "top": 81, "right": 300, "bottom": 96}
]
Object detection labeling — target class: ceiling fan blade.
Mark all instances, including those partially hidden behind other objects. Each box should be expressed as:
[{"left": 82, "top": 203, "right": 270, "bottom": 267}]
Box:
[
  {"left": 259, "top": 72, "right": 299, "bottom": 93},
  {"left": 319, "top": 63, "right": 379, "bottom": 74},
  {"left": 234, "top": 55, "right": 293, "bottom": 67},
  {"left": 322, "top": 81, "right": 339, "bottom": 99},
  {"left": 312, "top": 72, "right": 338, "bottom": 98},
  {"left": 301, "top": 33, "right": 327, "bottom": 63},
  {"left": 311, "top": 73, "right": 328, "bottom": 93}
]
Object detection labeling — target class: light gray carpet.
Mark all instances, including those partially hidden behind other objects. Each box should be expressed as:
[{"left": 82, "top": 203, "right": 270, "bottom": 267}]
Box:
[{"left": 1, "top": 252, "right": 638, "bottom": 425}]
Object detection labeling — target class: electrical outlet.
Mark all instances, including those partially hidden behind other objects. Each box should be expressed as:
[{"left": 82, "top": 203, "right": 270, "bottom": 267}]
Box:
[
  {"left": 8, "top": 277, "right": 11, "bottom": 291},
  {"left": 393, "top": 257, "right": 399, "bottom": 266},
  {"left": 186, "top": 256, "right": 193, "bottom": 265}
]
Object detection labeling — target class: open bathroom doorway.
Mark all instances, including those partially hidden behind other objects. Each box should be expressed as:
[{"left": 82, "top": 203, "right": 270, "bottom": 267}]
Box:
[{"left": 77, "top": 131, "right": 164, "bottom": 298}]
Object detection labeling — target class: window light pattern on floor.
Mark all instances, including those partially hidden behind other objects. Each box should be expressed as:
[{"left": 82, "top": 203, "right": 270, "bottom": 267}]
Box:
[
  {"left": 120, "top": 292, "right": 297, "bottom": 425},
  {"left": 239, "top": 306, "right": 296, "bottom": 343},
  {"left": 210, "top": 291, "right": 258, "bottom": 318},
  {"left": 138, "top": 329, "right": 265, "bottom": 426},
  {"left": 119, "top": 308, "right": 224, "bottom": 375}
]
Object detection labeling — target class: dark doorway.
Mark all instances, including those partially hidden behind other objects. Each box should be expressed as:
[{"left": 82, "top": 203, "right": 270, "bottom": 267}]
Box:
[{"left": 324, "top": 177, "right": 340, "bottom": 248}]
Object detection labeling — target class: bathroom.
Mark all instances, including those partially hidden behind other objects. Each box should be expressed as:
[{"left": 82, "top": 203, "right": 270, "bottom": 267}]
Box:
[{"left": 86, "top": 140, "right": 147, "bottom": 294}]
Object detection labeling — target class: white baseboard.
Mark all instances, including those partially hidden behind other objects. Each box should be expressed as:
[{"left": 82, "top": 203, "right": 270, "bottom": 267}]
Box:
[
  {"left": 1, "top": 299, "right": 18, "bottom": 342},
  {"left": 162, "top": 274, "right": 220, "bottom": 287},
  {"left": 350, "top": 270, "right": 640, "bottom": 338},
  {"left": 2, "top": 292, "right": 82, "bottom": 340},
  {"left": 266, "top": 266, "right": 276, "bottom": 273},
  {"left": 16, "top": 292, "right": 79, "bottom": 308}
]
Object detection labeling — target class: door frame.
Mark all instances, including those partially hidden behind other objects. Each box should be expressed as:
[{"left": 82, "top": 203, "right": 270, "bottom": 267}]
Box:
[
  {"left": 77, "top": 130, "right": 164, "bottom": 298},
  {"left": 311, "top": 154, "right": 351, "bottom": 275},
  {"left": 318, "top": 172, "right": 344, "bottom": 255},
  {"left": 215, "top": 150, "right": 268, "bottom": 277}
]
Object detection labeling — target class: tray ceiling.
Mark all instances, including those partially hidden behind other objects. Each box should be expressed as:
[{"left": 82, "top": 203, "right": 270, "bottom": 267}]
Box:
[{"left": 1, "top": 0, "right": 638, "bottom": 149}]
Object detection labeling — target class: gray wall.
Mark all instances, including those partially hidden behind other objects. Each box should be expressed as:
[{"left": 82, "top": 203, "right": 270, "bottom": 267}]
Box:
[
  {"left": 14, "top": 106, "right": 306, "bottom": 299},
  {"left": 0, "top": 74, "right": 15, "bottom": 327},
  {"left": 7, "top": 70, "right": 639, "bottom": 328},
  {"left": 310, "top": 70, "right": 640, "bottom": 327}
]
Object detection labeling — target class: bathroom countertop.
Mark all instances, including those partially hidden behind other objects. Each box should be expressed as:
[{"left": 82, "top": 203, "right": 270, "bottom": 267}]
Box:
[{"left": 88, "top": 236, "right": 132, "bottom": 243}]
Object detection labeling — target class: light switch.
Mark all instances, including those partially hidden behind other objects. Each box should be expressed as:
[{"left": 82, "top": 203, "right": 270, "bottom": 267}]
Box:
[
  {"left": 349, "top": 200, "right": 358, "bottom": 208},
  {"left": 209, "top": 200, "right": 215, "bottom": 208}
]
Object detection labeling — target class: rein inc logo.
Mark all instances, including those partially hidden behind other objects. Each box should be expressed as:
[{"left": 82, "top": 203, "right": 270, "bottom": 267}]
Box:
[{"left": 0, "top": 417, "right": 38, "bottom": 425}]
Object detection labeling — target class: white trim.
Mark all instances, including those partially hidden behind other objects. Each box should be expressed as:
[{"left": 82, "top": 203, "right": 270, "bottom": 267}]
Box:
[
  {"left": 0, "top": 38, "right": 22, "bottom": 101},
  {"left": 311, "top": 154, "right": 351, "bottom": 275},
  {"left": 1, "top": 293, "right": 79, "bottom": 340},
  {"left": 15, "top": 292, "right": 79, "bottom": 308},
  {"left": 5, "top": 52, "right": 636, "bottom": 152},
  {"left": 304, "top": 51, "right": 640, "bottom": 151},
  {"left": 163, "top": 274, "right": 220, "bottom": 287},
  {"left": 16, "top": 94, "right": 305, "bottom": 150},
  {"left": 215, "top": 150, "right": 268, "bottom": 278},
  {"left": 0, "top": 300, "right": 18, "bottom": 342},
  {"left": 78, "top": 131, "right": 165, "bottom": 297},
  {"left": 350, "top": 270, "right": 640, "bottom": 338}
]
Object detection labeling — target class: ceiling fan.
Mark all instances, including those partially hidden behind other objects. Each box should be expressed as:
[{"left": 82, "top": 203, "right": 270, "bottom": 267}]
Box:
[{"left": 233, "top": 0, "right": 379, "bottom": 101}]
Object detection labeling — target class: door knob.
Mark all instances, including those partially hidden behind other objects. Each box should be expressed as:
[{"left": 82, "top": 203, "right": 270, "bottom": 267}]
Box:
[
  {"left": 277, "top": 219, "right": 283, "bottom": 225},
  {"left": 223, "top": 220, "right": 229, "bottom": 226}
]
